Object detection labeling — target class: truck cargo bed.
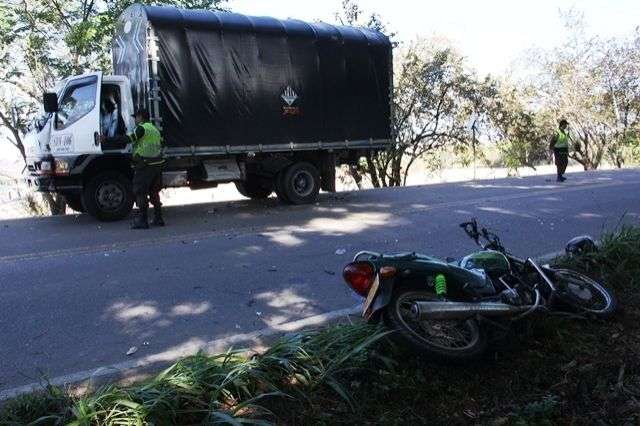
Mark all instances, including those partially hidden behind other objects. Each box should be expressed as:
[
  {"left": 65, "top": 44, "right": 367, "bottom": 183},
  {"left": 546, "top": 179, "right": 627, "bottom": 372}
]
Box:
[{"left": 113, "top": 4, "right": 392, "bottom": 151}]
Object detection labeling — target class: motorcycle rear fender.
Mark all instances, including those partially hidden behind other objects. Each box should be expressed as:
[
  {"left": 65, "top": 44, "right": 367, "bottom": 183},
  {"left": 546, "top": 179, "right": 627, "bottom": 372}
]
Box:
[{"left": 367, "top": 276, "right": 396, "bottom": 322}]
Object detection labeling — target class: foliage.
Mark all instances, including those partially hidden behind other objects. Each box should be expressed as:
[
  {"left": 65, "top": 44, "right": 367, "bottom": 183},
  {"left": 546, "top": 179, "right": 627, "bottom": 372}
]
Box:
[
  {"left": 357, "top": 39, "right": 494, "bottom": 187},
  {"left": 529, "top": 11, "right": 640, "bottom": 170},
  {"left": 0, "top": 323, "right": 389, "bottom": 425},
  {"left": 374, "top": 42, "right": 492, "bottom": 187},
  {"left": 487, "top": 83, "right": 550, "bottom": 173},
  {"left": 557, "top": 222, "right": 640, "bottom": 291}
]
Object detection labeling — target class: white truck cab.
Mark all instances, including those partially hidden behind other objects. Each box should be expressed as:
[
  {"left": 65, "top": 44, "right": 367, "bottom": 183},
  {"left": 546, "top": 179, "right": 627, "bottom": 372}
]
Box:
[{"left": 25, "top": 72, "right": 138, "bottom": 217}]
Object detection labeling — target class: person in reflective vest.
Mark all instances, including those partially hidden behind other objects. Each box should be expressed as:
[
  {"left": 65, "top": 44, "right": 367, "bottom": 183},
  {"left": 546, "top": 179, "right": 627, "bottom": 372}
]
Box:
[
  {"left": 549, "top": 119, "right": 571, "bottom": 182},
  {"left": 102, "top": 108, "right": 165, "bottom": 229}
]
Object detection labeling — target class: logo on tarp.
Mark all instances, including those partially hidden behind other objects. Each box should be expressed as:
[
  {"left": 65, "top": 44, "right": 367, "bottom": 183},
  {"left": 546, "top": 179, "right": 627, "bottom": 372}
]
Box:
[
  {"left": 281, "top": 86, "right": 301, "bottom": 116},
  {"left": 281, "top": 86, "right": 298, "bottom": 106}
]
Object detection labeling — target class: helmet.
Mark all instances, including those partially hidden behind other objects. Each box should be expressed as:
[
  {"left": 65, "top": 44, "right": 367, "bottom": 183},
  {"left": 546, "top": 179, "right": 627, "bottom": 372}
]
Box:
[{"left": 565, "top": 236, "right": 597, "bottom": 257}]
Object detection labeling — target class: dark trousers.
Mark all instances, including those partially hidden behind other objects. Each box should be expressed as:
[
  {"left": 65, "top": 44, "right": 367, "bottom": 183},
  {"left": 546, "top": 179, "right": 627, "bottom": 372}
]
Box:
[
  {"left": 554, "top": 148, "right": 568, "bottom": 178},
  {"left": 132, "top": 163, "right": 163, "bottom": 216}
]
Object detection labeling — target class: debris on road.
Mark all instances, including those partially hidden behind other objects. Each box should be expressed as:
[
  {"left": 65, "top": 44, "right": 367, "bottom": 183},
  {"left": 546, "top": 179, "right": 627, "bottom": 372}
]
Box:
[
  {"left": 335, "top": 248, "right": 347, "bottom": 255},
  {"left": 268, "top": 266, "right": 277, "bottom": 272},
  {"left": 126, "top": 346, "right": 138, "bottom": 356},
  {"left": 324, "top": 269, "right": 336, "bottom": 275}
]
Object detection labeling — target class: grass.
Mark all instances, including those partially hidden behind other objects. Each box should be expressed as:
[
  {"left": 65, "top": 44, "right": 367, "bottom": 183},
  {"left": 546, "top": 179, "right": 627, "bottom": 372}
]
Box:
[
  {"left": 2, "top": 225, "right": 640, "bottom": 425},
  {"left": 0, "top": 324, "right": 391, "bottom": 425}
]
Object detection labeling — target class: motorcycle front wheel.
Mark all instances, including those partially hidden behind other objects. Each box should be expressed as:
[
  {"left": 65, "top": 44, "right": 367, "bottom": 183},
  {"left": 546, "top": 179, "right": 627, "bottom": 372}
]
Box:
[
  {"left": 384, "top": 290, "right": 488, "bottom": 362},
  {"left": 550, "top": 269, "right": 617, "bottom": 317}
]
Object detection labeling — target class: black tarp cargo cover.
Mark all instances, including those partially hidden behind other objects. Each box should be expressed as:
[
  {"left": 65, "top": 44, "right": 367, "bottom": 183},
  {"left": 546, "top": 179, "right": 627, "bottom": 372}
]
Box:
[{"left": 113, "top": 4, "right": 392, "bottom": 152}]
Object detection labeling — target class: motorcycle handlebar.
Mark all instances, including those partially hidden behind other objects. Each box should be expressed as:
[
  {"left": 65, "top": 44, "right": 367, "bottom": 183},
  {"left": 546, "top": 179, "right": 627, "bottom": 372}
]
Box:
[
  {"left": 459, "top": 219, "right": 480, "bottom": 242},
  {"left": 460, "top": 219, "right": 505, "bottom": 252}
]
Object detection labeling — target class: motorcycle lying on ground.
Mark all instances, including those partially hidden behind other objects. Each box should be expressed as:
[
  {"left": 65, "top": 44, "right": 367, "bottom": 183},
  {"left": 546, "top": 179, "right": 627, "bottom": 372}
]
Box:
[{"left": 343, "top": 219, "right": 617, "bottom": 361}]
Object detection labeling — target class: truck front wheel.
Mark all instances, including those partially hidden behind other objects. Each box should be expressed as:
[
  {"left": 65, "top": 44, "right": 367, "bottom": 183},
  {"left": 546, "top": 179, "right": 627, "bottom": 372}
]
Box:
[
  {"left": 82, "top": 171, "right": 134, "bottom": 222},
  {"left": 278, "top": 162, "right": 320, "bottom": 205}
]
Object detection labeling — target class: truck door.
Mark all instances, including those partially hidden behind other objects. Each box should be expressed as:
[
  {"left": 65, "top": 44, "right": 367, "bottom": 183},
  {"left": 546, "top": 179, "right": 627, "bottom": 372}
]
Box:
[{"left": 50, "top": 71, "right": 103, "bottom": 156}]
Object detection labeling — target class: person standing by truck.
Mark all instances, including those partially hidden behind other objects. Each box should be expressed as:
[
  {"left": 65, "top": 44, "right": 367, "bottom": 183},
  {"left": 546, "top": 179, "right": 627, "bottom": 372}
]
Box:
[
  {"left": 102, "top": 109, "right": 165, "bottom": 229},
  {"left": 549, "top": 119, "right": 571, "bottom": 182}
]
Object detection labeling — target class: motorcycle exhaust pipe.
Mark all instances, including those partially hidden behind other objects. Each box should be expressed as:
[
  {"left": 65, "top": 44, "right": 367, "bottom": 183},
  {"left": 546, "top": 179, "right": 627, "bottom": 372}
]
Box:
[{"left": 409, "top": 301, "right": 531, "bottom": 321}]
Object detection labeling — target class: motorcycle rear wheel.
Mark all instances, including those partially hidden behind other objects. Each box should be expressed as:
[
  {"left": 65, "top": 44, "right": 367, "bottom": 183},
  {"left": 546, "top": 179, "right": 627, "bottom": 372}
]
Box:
[
  {"left": 550, "top": 269, "right": 617, "bottom": 317},
  {"left": 384, "top": 290, "right": 488, "bottom": 362}
]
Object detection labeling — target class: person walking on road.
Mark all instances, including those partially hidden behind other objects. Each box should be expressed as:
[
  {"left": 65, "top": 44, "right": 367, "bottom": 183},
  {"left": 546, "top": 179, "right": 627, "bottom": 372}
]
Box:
[
  {"left": 550, "top": 119, "right": 571, "bottom": 182},
  {"left": 102, "top": 109, "right": 165, "bottom": 229}
]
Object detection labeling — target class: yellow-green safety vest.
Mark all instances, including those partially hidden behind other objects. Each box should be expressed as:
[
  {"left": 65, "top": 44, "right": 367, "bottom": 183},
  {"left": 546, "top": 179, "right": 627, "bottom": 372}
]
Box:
[
  {"left": 130, "top": 122, "right": 163, "bottom": 158},
  {"left": 555, "top": 129, "right": 569, "bottom": 149}
]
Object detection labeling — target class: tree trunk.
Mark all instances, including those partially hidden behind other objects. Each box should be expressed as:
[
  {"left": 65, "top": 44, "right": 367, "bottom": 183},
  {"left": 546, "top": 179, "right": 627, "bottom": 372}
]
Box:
[
  {"left": 348, "top": 165, "right": 363, "bottom": 189},
  {"left": 390, "top": 155, "right": 402, "bottom": 187},
  {"left": 365, "top": 153, "right": 381, "bottom": 188}
]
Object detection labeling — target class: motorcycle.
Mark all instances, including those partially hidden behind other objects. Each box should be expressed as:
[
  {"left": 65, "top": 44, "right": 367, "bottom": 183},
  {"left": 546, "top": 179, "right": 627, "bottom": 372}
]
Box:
[{"left": 342, "top": 219, "right": 617, "bottom": 361}]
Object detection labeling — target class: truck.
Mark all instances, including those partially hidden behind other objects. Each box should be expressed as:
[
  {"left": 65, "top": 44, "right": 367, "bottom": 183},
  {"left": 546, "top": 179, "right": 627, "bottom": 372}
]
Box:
[{"left": 23, "top": 4, "right": 393, "bottom": 221}]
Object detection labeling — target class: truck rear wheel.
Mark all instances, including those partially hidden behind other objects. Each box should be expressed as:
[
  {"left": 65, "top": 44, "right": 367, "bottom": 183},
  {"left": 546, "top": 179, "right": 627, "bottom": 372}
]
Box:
[
  {"left": 279, "top": 162, "right": 320, "bottom": 205},
  {"left": 82, "top": 171, "right": 133, "bottom": 222},
  {"left": 235, "top": 177, "right": 273, "bottom": 199}
]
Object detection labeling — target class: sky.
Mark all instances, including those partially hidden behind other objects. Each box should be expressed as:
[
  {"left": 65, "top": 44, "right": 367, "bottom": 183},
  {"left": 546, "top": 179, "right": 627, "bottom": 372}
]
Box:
[{"left": 230, "top": 0, "right": 640, "bottom": 76}]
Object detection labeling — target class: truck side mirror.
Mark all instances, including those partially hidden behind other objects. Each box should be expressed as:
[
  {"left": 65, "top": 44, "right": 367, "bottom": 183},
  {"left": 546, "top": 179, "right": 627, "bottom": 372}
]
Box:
[{"left": 43, "top": 92, "right": 59, "bottom": 113}]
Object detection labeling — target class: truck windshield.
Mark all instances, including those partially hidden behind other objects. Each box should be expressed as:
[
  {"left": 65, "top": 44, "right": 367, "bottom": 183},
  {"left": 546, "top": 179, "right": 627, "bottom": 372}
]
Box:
[{"left": 56, "top": 76, "right": 98, "bottom": 130}]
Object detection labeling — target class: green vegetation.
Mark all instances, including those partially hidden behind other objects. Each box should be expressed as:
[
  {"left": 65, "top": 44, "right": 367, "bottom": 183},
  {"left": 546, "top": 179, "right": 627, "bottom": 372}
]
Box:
[{"left": 2, "top": 225, "right": 640, "bottom": 425}]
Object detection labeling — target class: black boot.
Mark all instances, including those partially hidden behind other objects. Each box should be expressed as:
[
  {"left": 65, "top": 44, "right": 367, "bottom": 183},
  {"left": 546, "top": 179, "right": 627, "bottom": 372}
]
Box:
[
  {"left": 151, "top": 206, "right": 165, "bottom": 227},
  {"left": 131, "top": 213, "right": 149, "bottom": 229},
  {"left": 132, "top": 195, "right": 149, "bottom": 229}
]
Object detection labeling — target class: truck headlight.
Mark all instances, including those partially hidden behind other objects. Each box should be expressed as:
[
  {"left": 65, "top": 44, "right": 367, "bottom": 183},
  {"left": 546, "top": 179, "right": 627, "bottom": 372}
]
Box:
[
  {"left": 39, "top": 160, "right": 52, "bottom": 174},
  {"left": 54, "top": 158, "right": 70, "bottom": 175}
]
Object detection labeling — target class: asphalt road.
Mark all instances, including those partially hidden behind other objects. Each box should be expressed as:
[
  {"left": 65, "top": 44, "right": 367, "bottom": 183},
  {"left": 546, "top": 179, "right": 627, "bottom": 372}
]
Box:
[{"left": 1, "top": 168, "right": 639, "bottom": 395}]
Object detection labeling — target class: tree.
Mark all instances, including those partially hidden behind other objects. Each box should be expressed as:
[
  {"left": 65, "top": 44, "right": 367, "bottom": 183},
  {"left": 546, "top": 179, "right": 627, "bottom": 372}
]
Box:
[
  {"left": 336, "top": 1, "right": 491, "bottom": 187},
  {"left": 530, "top": 10, "right": 640, "bottom": 170},
  {"left": 598, "top": 29, "right": 640, "bottom": 167},
  {"left": 371, "top": 40, "right": 488, "bottom": 187},
  {"left": 486, "top": 83, "right": 549, "bottom": 173}
]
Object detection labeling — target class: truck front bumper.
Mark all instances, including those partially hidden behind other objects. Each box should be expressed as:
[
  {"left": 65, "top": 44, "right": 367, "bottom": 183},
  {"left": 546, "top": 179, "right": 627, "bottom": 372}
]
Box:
[
  {"left": 24, "top": 155, "right": 85, "bottom": 194},
  {"left": 24, "top": 173, "right": 82, "bottom": 194}
]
